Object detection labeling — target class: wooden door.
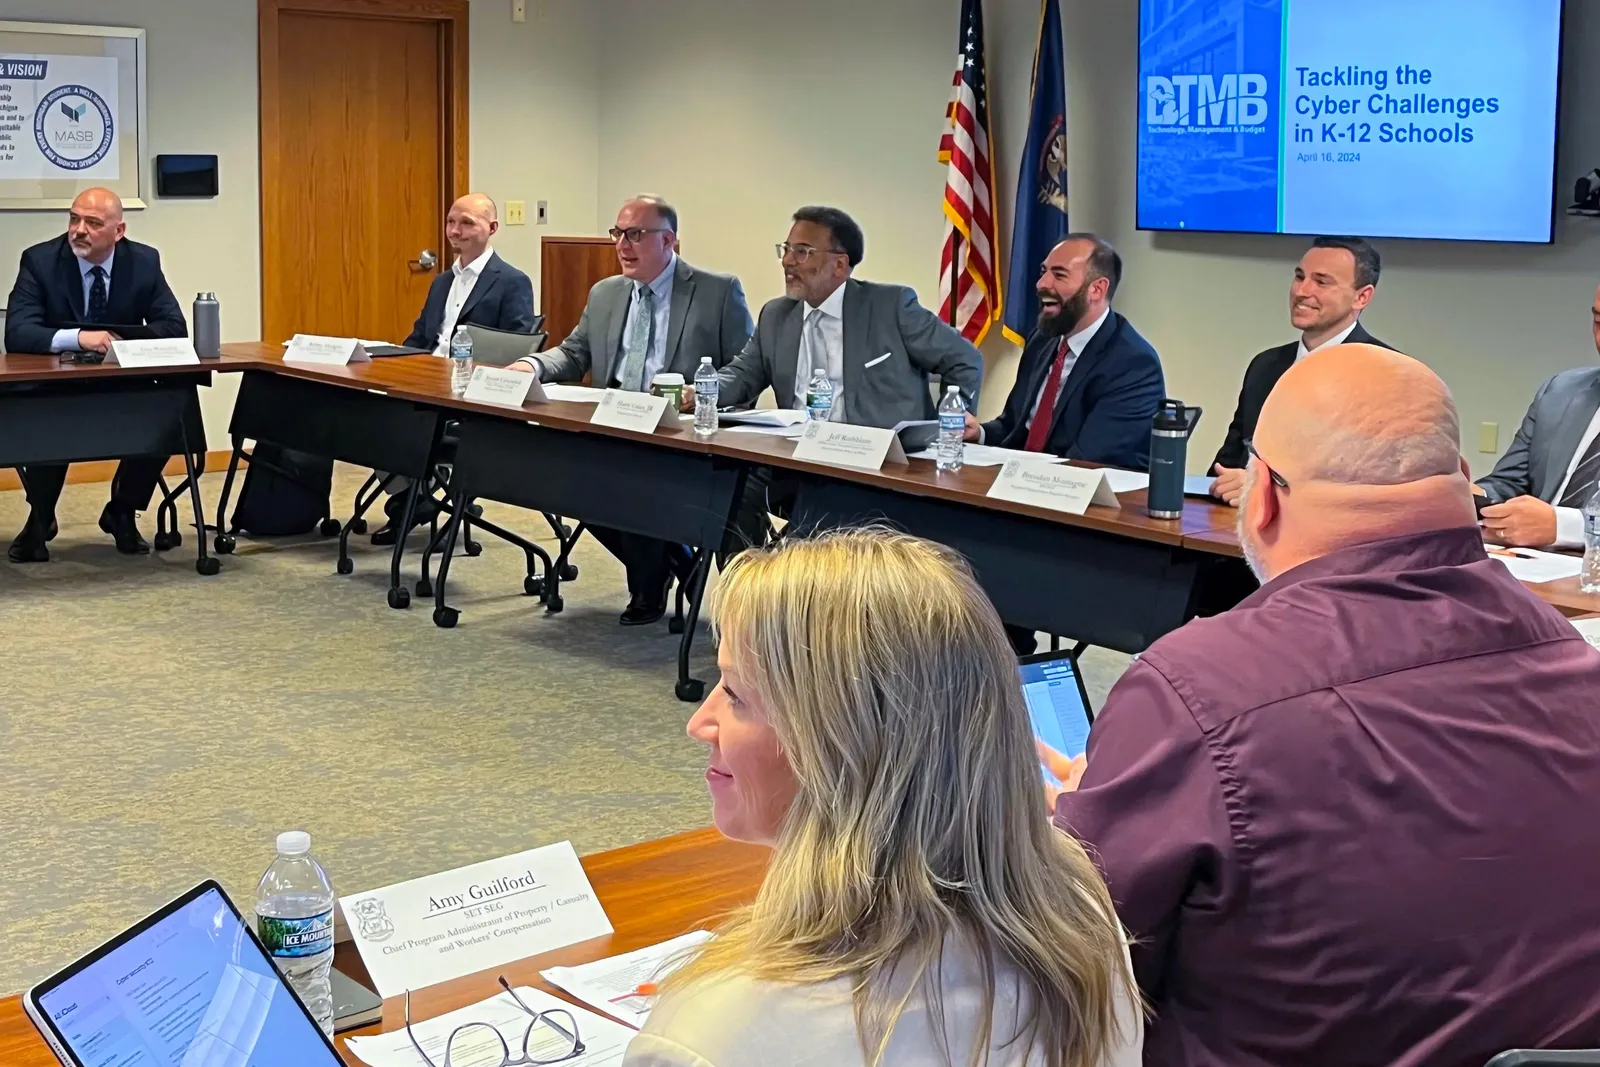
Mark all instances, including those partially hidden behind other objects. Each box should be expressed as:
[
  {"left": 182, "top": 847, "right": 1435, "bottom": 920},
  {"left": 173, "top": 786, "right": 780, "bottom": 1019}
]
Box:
[
  {"left": 259, "top": 0, "right": 468, "bottom": 345},
  {"left": 539, "top": 236, "right": 624, "bottom": 348}
]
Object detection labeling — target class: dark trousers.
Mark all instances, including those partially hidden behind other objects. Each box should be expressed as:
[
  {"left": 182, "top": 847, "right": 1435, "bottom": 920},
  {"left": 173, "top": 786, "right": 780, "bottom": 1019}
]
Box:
[
  {"left": 20, "top": 458, "right": 166, "bottom": 521},
  {"left": 722, "top": 466, "right": 798, "bottom": 566},
  {"left": 588, "top": 525, "right": 679, "bottom": 601}
]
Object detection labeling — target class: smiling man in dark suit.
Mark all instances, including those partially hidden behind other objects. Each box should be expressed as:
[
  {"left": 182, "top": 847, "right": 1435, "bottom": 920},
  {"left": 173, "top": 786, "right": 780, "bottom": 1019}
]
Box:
[
  {"left": 4, "top": 186, "right": 187, "bottom": 562},
  {"left": 400, "top": 192, "right": 533, "bottom": 353},
  {"left": 1208, "top": 236, "right": 1388, "bottom": 506}
]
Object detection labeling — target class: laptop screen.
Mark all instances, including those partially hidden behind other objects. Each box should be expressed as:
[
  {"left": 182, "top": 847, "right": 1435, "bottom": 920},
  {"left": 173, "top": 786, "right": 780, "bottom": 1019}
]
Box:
[
  {"left": 1019, "top": 652, "right": 1093, "bottom": 766},
  {"left": 33, "top": 885, "right": 340, "bottom": 1066}
]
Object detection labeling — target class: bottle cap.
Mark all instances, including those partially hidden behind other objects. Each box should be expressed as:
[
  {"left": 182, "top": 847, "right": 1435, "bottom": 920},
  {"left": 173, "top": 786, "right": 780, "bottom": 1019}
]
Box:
[
  {"left": 276, "top": 830, "right": 311, "bottom": 855},
  {"left": 652, "top": 372, "right": 685, "bottom": 386},
  {"left": 197, "top": 291, "right": 216, "bottom": 300}
]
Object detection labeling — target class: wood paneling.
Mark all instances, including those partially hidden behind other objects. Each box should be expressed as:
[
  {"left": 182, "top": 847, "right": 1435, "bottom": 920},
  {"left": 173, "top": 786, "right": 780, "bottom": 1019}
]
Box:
[
  {"left": 0, "top": 451, "right": 242, "bottom": 494},
  {"left": 539, "top": 236, "right": 623, "bottom": 349}
]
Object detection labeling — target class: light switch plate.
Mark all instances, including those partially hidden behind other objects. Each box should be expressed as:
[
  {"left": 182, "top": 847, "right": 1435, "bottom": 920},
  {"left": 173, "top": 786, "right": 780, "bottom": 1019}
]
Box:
[
  {"left": 1478, "top": 422, "right": 1498, "bottom": 454},
  {"left": 505, "top": 200, "right": 526, "bottom": 226},
  {"left": 536, "top": 200, "right": 548, "bottom": 225},
  {"left": 512, "top": 0, "right": 526, "bottom": 22}
]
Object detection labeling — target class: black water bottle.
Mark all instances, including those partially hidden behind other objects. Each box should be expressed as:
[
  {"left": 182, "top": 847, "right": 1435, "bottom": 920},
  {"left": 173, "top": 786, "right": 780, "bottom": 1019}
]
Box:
[{"left": 1148, "top": 399, "right": 1201, "bottom": 519}]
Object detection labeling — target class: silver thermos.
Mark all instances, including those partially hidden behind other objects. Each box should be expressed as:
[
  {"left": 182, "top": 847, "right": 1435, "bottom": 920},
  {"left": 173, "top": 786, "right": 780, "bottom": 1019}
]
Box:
[{"left": 193, "top": 292, "right": 220, "bottom": 359}]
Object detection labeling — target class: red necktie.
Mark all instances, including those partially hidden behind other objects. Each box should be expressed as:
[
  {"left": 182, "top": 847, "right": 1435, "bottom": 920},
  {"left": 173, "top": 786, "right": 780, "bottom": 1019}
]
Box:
[{"left": 1023, "top": 338, "right": 1071, "bottom": 453}]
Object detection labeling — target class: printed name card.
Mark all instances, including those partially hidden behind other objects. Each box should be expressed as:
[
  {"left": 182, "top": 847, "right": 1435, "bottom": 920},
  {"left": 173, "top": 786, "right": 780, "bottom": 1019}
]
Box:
[
  {"left": 338, "top": 841, "right": 613, "bottom": 998},
  {"left": 790, "top": 421, "right": 909, "bottom": 472},
  {"left": 590, "top": 388, "right": 672, "bottom": 432},
  {"left": 987, "top": 461, "right": 1122, "bottom": 515},
  {"left": 462, "top": 365, "right": 537, "bottom": 408},
  {"left": 283, "top": 334, "right": 370, "bottom": 366},
  {"left": 108, "top": 338, "right": 200, "bottom": 368}
]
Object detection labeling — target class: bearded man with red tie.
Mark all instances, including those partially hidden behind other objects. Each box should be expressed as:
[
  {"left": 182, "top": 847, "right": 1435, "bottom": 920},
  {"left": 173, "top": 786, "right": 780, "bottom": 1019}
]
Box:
[{"left": 965, "top": 233, "right": 1164, "bottom": 468}]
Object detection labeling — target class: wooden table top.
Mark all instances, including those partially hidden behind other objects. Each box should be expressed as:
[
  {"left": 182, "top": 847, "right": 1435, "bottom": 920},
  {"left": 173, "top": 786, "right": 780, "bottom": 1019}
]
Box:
[
  {"left": 0, "top": 828, "right": 769, "bottom": 1066},
  {"left": 0, "top": 350, "right": 261, "bottom": 383}
]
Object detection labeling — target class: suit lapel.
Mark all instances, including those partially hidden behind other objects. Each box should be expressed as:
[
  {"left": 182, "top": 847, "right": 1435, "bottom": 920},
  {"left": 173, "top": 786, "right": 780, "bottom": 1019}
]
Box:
[
  {"left": 776, "top": 301, "right": 805, "bottom": 407},
  {"left": 665, "top": 257, "right": 694, "bottom": 371},
  {"left": 839, "top": 280, "right": 867, "bottom": 418},
  {"left": 597, "top": 278, "right": 631, "bottom": 386},
  {"left": 1540, "top": 373, "right": 1600, "bottom": 500},
  {"left": 102, "top": 242, "right": 127, "bottom": 321},
  {"left": 1049, "top": 312, "right": 1118, "bottom": 431},
  {"left": 57, "top": 241, "right": 86, "bottom": 320},
  {"left": 455, "top": 254, "right": 498, "bottom": 323}
]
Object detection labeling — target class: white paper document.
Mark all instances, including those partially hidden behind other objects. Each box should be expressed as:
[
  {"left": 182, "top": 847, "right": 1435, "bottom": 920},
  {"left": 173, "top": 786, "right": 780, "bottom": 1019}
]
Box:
[
  {"left": 1100, "top": 468, "right": 1151, "bottom": 494},
  {"left": 339, "top": 841, "right": 613, "bottom": 999},
  {"left": 1485, "top": 545, "right": 1584, "bottom": 584},
  {"left": 722, "top": 423, "right": 807, "bottom": 438},
  {"left": 1185, "top": 474, "right": 1220, "bottom": 498},
  {"left": 1572, "top": 617, "right": 1600, "bottom": 650},
  {"left": 542, "top": 384, "right": 610, "bottom": 404},
  {"left": 345, "top": 985, "right": 635, "bottom": 1067},
  {"left": 717, "top": 408, "right": 807, "bottom": 427},
  {"left": 541, "top": 930, "right": 713, "bottom": 1029},
  {"left": 908, "top": 442, "right": 1066, "bottom": 468}
]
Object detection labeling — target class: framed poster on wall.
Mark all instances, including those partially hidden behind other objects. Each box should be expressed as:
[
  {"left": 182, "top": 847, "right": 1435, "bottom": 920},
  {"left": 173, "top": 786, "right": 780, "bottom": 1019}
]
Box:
[{"left": 0, "top": 21, "right": 146, "bottom": 210}]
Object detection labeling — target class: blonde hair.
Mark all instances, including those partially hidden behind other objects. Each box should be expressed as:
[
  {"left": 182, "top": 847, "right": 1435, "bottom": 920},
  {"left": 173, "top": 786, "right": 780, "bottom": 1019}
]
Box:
[{"left": 665, "top": 527, "right": 1132, "bottom": 1067}]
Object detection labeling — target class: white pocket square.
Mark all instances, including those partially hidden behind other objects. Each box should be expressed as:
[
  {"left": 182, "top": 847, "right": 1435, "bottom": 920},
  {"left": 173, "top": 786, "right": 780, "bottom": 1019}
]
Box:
[{"left": 864, "top": 352, "right": 892, "bottom": 369}]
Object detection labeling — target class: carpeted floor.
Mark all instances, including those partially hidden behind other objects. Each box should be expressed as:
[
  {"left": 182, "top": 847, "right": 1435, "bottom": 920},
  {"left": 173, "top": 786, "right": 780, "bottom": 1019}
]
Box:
[{"left": 0, "top": 465, "right": 1130, "bottom": 996}]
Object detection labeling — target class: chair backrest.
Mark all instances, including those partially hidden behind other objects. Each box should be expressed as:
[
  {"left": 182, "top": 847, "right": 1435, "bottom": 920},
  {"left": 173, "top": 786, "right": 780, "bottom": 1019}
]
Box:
[
  {"left": 529, "top": 312, "right": 546, "bottom": 334},
  {"left": 1486, "top": 1052, "right": 1600, "bottom": 1066},
  {"left": 528, "top": 331, "right": 548, "bottom": 354},
  {"left": 464, "top": 324, "right": 539, "bottom": 367}
]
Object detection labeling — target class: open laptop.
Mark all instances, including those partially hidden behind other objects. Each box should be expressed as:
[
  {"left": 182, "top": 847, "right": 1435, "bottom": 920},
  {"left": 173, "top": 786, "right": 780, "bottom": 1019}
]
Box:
[
  {"left": 24, "top": 881, "right": 344, "bottom": 1066},
  {"left": 1018, "top": 650, "right": 1095, "bottom": 781}
]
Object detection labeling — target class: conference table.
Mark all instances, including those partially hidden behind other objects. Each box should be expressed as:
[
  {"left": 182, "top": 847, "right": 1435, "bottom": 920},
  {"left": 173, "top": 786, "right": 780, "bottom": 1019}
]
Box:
[{"left": 0, "top": 827, "right": 771, "bottom": 1067}]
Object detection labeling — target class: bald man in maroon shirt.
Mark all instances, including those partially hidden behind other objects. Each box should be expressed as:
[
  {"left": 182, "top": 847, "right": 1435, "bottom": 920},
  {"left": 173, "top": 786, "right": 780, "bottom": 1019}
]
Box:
[{"left": 1046, "top": 345, "right": 1600, "bottom": 1067}]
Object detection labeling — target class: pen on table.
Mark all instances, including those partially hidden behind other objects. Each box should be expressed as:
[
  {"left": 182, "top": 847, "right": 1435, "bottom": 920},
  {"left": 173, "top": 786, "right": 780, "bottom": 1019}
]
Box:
[{"left": 1487, "top": 547, "right": 1536, "bottom": 561}]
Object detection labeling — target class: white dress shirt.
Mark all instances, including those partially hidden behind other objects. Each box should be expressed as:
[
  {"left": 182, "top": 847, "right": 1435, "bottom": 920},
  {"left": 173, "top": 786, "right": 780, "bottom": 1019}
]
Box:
[
  {"left": 1294, "top": 317, "right": 1361, "bottom": 362},
  {"left": 978, "top": 305, "right": 1108, "bottom": 446},
  {"left": 433, "top": 245, "right": 496, "bottom": 354},
  {"left": 792, "top": 281, "right": 846, "bottom": 418},
  {"left": 49, "top": 248, "right": 116, "bottom": 352},
  {"left": 1551, "top": 405, "right": 1600, "bottom": 549},
  {"left": 615, "top": 254, "right": 677, "bottom": 389}
]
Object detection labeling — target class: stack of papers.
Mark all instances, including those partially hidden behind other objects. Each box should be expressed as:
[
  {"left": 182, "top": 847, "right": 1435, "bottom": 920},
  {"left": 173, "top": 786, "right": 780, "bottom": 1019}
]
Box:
[
  {"left": 717, "top": 408, "right": 808, "bottom": 428},
  {"left": 1572, "top": 617, "right": 1600, "bottom": 650},
  {"left": 1485, "top": 545, "right": 1584, "bottom": 584},
  {"left": 345, "top": 986, "right": 635, "bottom": 1066},
  {"left": 907, "top": 443, "right": 1067, "bottom": 468},
  {"left": 543, "top": 384, "right": 610, "bottom": 403},
  {"left": 541, "top": 930, "right": 714, "bottom": 1029}
]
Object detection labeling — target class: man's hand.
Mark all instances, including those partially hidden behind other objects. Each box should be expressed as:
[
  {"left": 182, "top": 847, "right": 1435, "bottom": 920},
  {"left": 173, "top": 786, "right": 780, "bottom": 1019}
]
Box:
[
  {"left": 962, "top": 412, "right": 981, "bottom": 442},
  {"left": 76, "top": 329, "right": 117, "bottom": 353},
  {"left": 1210, "top": 465, "right": 1246, "bottom": 507},
  {"left": 681, "top": 385, "right": 696, "bottom": 410},
  {"left": 506, "top": 359, "right": 536, "bottom": 375},
  {"left": 1480, "top": 495, "right": 1558, "bottom": 548},
  {"left": 1037, "top": 738, "right": 1087, "bottom": 815}
]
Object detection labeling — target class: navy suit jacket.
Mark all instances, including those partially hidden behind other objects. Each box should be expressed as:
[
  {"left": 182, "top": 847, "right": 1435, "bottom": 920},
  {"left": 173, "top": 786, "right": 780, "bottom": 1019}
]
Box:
[
  {"left": 402, "top": 251, "right": 534, "bottom": 349},
  {"left": 981, "top": 310, "right": 1166, "bottom": 469},
  {"left": 5, "top": 234, "right": 187, "bottom": 354}
]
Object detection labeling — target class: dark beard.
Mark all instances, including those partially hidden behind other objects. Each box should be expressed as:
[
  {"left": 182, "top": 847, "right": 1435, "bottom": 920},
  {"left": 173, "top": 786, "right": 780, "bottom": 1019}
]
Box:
[{"left": 1037, "top": 283, "right": 1091, "bottom": 338}]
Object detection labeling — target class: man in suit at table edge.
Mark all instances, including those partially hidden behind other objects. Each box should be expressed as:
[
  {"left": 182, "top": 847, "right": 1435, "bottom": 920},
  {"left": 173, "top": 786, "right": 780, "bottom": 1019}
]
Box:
[
  {"left": 509, "top": 195, "right": 754, "bottom": 625},
  {"left": 370, "top": 191, "right": 534, "bottom": 545},
  {"left": 1209, "top": 235, "right": 1389, "bottom": 506},
  {"left": 1476, "top": 281, "right": 1600, "bottom": 550},
  {"left": 4, "top": 186, "right": 188, "bottom": 563}
]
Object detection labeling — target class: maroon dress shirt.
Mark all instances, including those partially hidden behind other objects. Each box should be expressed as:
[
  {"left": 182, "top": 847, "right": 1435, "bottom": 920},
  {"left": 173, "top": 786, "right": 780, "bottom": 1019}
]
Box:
[{"left": 1056, "top": 526, "right": 1600, "bottom": 1067}]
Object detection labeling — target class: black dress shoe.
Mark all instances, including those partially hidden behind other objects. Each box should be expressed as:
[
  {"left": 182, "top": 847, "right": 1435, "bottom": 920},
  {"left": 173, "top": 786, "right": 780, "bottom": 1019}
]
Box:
[
  {"left": 98, "top": 503, "right": 150, "bottom": 555},
  {"left": 619, "top": 597, "right": 669, "bottom": 626},
  {"left": 8, "top": 525, "right": 48, "bottom": 563},
  {"left": 371, "top": 498, "right": 437, "bottom": 546}
]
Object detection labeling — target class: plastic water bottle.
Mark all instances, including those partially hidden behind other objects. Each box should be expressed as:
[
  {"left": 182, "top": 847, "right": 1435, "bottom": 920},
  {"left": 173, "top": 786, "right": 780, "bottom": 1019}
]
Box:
[
  {"left": 449, "top": 326, "right": 474, "bottom": 396},
  {"left": 1582, "top": 485, "right": 1600, "bottom": 594},
  {"left": 936, "top": 386, "right": 966, "bottom": 472},
  {"left": 806, "top": 369, "right": 834, "bottom": 422},
  {"left": 694, "top": 356, "right": 719, "bottom": 436},
  {"left": 256, "top": 831, "right": 336, "bottom": 1036}
]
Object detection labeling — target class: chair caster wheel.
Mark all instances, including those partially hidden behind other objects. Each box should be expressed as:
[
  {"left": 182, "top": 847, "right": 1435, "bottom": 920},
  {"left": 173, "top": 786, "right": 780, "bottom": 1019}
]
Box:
[
  {"left": 388, "top": 587, "right": 410, "bottom": 610},
  {"left": 336, "top": 557, "right": 354, "bottom": 575},
  {"left": 196, "top": 557, "right": 221, "bottom": 576},
  {"left": 415, "top": 578, "right": 433, "bottom": 598},
  {"left": 668, "top": 617, "right": 685, "bottom": 635},
  {"left": 675, "top": 679, "right": 705, "bottom": 702},
  {"left": 464, "top": 540, "right": 483, "bottom": 557},
  {"left": 468, "top": 503, "right": 484, "bottom": 518},
  {"left": 153, "top": 532, "right": 175, "bottom": 552},
  {"left": 546, "top": 594, "right": 564, "bottom": 614},
  {"left": 560, "top": 564, "right": 579, "bottom": 581},
  {"left": 215, "top": 534, "right": 236, "bottom": 554},
  {"left": 524, "top": 576, "right": 544, "bottom": 597},
  {"left": 320, "top": 518, "right": 341, "bottom": 536},
  {"left": 559, "top": 524, "right": 573, "bottom": 539},
  {"left": 351, "top": 518, "right": 368, "bottom": 535},
  {"left": 433, "top": 606, "right": 459, "bottom": 628}
]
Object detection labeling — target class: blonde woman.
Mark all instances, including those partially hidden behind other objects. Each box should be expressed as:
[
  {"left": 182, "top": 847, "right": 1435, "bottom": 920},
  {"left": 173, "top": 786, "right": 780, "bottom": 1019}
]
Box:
[{"left": 623, "top": 527, "right": 1141, "bottom": 1067}]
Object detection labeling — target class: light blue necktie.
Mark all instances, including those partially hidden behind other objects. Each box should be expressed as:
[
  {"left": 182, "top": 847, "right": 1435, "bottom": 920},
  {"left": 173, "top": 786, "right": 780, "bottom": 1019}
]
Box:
[{"left": 617, "top": 284, "right": 656, "bottom": 392}]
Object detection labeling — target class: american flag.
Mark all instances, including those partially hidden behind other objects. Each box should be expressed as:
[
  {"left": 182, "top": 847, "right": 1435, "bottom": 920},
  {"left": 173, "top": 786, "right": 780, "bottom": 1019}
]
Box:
[{"left": 937, "top": 0, "right": 1002, "bottom": 346}]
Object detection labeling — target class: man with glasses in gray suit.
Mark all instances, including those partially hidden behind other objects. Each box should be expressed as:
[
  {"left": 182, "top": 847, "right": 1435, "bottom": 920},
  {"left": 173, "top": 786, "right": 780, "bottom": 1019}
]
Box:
[{"left": 510, "top": 195, "right": 753, "bottom": 625}]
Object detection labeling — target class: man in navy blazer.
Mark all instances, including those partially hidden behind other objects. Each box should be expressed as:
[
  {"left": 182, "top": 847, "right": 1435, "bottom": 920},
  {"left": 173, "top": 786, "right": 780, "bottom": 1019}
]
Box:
[
  {"left": 400, "top": 193, "right": 534, "bottom": 352},
  {"left": 4, "top": 187, "right": 188, "bottom": 562},
  {"left": 966, "top": 234, "right": 1164, "bottom": 470}
]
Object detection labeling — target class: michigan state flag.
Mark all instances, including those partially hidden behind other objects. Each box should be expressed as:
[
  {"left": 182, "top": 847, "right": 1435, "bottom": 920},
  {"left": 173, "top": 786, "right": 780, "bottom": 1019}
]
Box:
[{"left": 1003, "top": 0, "right": 1068, "bottom": 346}]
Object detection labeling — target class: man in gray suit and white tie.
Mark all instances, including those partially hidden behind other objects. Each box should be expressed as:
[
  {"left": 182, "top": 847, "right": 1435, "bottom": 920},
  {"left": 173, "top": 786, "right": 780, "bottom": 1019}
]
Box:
[
  {"left": 1477, "top": 282, "right": 1600, "bottom": 549},
  {"left": 510, "top": 195, "right": 753, "bottom": 624}
]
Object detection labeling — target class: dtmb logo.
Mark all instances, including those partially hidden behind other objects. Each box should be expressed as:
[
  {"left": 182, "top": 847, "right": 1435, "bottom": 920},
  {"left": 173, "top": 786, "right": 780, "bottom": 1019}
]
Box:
[{"left": 1147, "top": 74, "right": 1269, "bottom": 128}]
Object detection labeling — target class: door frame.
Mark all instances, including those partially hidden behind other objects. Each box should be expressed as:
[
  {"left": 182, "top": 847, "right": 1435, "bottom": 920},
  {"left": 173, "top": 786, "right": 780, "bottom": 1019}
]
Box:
[{"left": 257, "top": 0, "right": 469, "bottom": 337}]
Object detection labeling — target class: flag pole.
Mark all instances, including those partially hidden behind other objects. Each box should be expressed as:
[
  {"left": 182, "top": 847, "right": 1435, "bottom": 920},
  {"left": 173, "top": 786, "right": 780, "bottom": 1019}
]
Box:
[{"left": 947, "top": 230, "right": 962, "bottom": 329}]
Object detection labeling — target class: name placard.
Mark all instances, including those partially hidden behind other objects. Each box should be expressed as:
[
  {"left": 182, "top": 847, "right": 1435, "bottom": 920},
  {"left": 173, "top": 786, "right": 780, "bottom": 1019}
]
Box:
[
  {"left": 462, "top": 365, "right": 536, "bottom": 408},
  {"left": 338, "top": 841, "right": 613, "bottom": 998},
  {"left": 283, "top": 334, "right": 371, "bottom": 366},
  {"left": 591, "top": 389, "right": 671, "bottom": 432},
  {"left": 791, "top": 421, "right": 909, "bottom": 472},
  {"left": 108, "top": 338, "right": 200, "bottom": 368},
  {"left": 987, "top": 461, "right": 1122, "bottom": 515}
]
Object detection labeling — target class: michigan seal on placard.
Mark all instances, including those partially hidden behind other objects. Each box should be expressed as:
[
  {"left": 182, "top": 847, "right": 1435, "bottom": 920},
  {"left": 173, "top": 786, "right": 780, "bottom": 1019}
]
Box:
[
  {"left": 351, "top": 897, "right": 395, "bottom": 942},
  {"left": 34, "top": 83, "right": 114, "bottom": 171}
]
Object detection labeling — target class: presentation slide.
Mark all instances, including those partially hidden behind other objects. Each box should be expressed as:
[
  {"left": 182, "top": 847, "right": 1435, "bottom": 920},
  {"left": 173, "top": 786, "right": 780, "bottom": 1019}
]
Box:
[
  {"left": 1136, "top": 0, "right": 1563, "bottom": 242},
  {"left": 37, "top": 890, "right": 336, "bottom": 1067}
]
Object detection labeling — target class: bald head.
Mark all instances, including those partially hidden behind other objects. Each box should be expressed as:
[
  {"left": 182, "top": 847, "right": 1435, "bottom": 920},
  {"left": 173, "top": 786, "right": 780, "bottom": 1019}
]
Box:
[
  {"left": 67, "top": 187, "right": 125, "bottom": 264},
  {"left": 444, "top": 192, "right": 498, "bottom": 262},
  {"left": 1239, "top": 344, "right": 1475, "bottom": 581}
]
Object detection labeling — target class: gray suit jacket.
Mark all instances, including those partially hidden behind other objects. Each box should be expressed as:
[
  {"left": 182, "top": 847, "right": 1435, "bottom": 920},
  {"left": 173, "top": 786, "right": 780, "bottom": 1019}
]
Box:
[
  {"left": 716, "top": 278, "right": 983, "bottom": 427},
  {"left": 1479, "top": 367, "right": 1600, "bottom": 504},
  {"left": 533, "top": 257, "right": 752, "bottom": 383}
]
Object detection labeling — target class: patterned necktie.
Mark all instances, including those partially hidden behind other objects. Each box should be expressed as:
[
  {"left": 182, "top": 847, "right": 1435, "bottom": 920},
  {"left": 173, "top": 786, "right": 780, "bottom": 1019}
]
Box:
[
  {"left": 1023, "top": 338, "right": 1072, "bottom": 452},
  {"left": 87, "top": 265, "right": 107, "bottom": 323},
  {"left": 616, "top": 283, "right": 656, "bottom": 392},
  {"left": 1558, "top": 432, "right": 1600, "bottom": 508}
]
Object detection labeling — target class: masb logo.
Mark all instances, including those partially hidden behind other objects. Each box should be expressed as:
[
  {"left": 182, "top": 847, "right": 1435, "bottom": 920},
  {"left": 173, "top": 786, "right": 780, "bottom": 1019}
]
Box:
[{"left": 1147, "top": 73, "right": 1269, "bottom": 128}]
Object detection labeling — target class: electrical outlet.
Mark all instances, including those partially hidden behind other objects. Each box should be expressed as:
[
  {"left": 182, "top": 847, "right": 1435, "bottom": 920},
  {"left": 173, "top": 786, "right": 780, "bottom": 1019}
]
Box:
[
  {"left": 505, "top": 200, "right": 526, "bottom": 226},
  {"left": 1478, "top": 422, "right": 1499, "bottom": 454},
  {"left": 511, "top": 0, "right": 526, "bottom": 22},
  {"left": 536, "top": 200, "right": 548, "bottom": 225}
]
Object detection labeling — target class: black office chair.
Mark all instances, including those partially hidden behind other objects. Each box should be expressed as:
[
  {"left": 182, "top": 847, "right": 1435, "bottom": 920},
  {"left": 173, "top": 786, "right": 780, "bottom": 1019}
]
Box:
[{"left": 1487, "top": 1052, "right": 1600, "bottom": 1065}]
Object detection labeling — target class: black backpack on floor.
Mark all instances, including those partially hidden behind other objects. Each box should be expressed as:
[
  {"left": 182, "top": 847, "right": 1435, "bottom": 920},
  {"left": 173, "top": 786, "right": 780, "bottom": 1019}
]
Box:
[{"left": 229, "top": 443, "right": 334, "bottom": 536}]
